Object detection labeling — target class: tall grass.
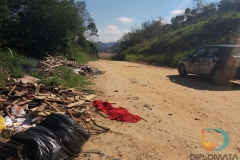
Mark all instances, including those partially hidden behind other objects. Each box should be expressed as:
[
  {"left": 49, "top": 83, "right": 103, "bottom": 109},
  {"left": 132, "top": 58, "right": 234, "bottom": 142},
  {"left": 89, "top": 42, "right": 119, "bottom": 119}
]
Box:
[
  {"left": 0, "top": 49, "right": 38, "bottom": 86},
  {"left": 0, "top": 49, "right": 90, "bottom": 88},
  {"left": 124, "top": 49, "right": 194, "bottom": 67},
  {"left": 30, "top": 66, "right": 89, "bottom": 88},
  {"left": 65, "top": 51, "right": 89, "bottom": 64},
  {"left": 66, "top": 51, "right": 98, "bottom": 64}
]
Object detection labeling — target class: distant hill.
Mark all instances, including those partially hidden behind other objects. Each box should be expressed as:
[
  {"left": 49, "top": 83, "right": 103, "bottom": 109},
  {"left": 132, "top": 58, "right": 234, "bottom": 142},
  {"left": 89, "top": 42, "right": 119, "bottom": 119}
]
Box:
[
  {"left": 114, "top": 0, "right": 240, "bottom": 67},
  {"left": 95, "top": 42, "right": 120, "bottom": 53}
]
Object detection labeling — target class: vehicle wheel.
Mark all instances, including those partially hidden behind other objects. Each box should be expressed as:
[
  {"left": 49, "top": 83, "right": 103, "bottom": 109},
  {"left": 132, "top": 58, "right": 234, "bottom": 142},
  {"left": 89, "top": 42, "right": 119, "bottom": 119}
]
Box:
[
  {"left": 178, "top": 64, "right": 188, "bottom": 76},
  {"left": 213, "top": 69, "right": 227, "bottom": 85}
]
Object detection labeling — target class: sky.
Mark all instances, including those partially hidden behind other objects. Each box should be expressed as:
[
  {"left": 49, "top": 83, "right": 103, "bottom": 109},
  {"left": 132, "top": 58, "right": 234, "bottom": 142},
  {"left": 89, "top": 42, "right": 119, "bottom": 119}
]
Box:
[{"left": 84, "top": 0, "right": 218, "bottom": 43}]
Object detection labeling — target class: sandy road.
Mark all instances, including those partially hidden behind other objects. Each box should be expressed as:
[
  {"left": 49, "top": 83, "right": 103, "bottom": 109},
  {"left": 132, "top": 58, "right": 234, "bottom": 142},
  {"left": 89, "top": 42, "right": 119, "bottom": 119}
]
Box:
[{"left": 80, "top": 60, "right": 240, "bottom": 160}]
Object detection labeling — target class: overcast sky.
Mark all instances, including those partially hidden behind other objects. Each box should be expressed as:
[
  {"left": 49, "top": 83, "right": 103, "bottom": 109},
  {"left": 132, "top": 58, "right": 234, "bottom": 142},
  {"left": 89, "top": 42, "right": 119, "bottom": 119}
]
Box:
[{"left": 84, "top": 0, "right": 218, "bottom": 43}]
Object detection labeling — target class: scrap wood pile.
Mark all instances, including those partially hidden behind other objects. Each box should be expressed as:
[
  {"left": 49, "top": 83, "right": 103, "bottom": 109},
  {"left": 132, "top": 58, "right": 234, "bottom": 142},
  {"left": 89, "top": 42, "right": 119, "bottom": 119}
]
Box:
[
  {"left": 0, "top": 77, "right": 110, "bottom": 160},
  {"left": 39, "top": 55, "right": 104, "bottom": 76}
]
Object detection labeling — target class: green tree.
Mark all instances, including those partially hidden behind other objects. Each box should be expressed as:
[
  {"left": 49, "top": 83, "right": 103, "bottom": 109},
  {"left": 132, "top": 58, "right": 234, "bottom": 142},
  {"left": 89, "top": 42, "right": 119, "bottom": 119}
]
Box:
[
  {"left": 218, "top": 0, "right": 240, "bottom": 12},
  {"left": 185, "top": 8, "right": 191, "bottom": 17},
  {"left": 171, "top": 15, "right": 185, "bottom": 28},
  {"left": 0, "top": 0, "right": 98, "bottom": 58},
  {"left": 75, "top": 1, "right": 98, "bottom": 42},
  {"left": 193, "top": 0, "right": 206, "bottom": 13}
]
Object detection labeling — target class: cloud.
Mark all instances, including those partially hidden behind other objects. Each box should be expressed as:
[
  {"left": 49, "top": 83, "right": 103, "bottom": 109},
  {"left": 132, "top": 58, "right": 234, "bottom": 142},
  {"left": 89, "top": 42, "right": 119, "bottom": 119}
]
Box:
[
  {"left": 154, "top": 17, "right": 170, "bottom": 24},
  {"left": 97, "top": 25, "right": 129, "bottom": 42},
  {"left": 103, "top": 25, "right": 121, "bottom": 34},
  {"left": 162, "top": 18, "right": 170, "bottom": 24},
  {"left": 116, "top": 17, "right": 134, "bottom": 23},
  {"left": 170, "top": 9, "right": 185, "bottom": 16}
]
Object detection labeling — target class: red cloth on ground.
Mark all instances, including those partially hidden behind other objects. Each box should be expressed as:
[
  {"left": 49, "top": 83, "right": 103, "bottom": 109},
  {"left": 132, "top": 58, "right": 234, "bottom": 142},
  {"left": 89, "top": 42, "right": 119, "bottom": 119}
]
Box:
[{"left": 92, "top": 100, "right": 141, "bottom": 123}]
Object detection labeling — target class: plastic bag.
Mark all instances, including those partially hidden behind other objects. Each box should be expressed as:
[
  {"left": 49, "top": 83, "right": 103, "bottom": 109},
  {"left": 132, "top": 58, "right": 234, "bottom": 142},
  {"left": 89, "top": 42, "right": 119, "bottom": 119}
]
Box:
[
  {"left": 38, "top": 113, "right": 91, "bottom": 156},
  {"left": 11, "top": 126, "right": 72, "bottom": 160},
  {"left": 3, "top": 116, "right": 12, "bottom": 127},
  {"left": 0, "top": 116, "right": 6, "bottom": 133},
  {"left": 11, "top": 105, "right": 25, "bottom": 116},
  {"left": 11, "top": 113, "right": 90, "bottom": 159}
]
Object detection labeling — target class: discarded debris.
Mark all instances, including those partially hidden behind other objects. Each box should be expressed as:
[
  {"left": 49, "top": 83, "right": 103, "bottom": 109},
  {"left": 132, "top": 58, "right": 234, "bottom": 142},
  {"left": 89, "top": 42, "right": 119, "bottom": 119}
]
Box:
[
  {"left": 39, "top": 55, "right": 104, "bottom": 76},
  {"left": 0, "top": 75, "right": 107, "bottom": 159},
  {"left": 11, "top": 113, "right": 91, "bottom": 160},
  {"left": 143, "top": 104, "right": 152, "bottom": 110},
  {"left": 83, "top": 150, "right": 102, "bottom": 154}
]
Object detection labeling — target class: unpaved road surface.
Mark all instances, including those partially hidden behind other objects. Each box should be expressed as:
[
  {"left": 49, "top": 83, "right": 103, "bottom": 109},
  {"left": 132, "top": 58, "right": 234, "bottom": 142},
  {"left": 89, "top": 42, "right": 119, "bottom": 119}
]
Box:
[{"left": 80, "top": 60, "right": 240, "bottom": 160}]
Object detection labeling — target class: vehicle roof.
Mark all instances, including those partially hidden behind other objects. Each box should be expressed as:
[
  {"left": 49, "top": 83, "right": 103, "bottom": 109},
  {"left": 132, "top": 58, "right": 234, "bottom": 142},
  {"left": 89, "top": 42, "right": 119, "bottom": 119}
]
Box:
[{"left": 202, "top": 44, "right": 240, "bottom": 48}]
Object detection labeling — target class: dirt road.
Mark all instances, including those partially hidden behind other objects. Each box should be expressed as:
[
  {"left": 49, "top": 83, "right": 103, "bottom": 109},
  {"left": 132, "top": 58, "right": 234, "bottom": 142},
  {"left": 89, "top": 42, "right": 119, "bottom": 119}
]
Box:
[{"left": 81, "top": 60, "right": 240, "bottom": 160}]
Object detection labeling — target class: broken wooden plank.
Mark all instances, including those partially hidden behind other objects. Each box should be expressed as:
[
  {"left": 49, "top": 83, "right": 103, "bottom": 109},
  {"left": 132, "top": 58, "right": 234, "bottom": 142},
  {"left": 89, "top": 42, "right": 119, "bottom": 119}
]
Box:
[
  {"left": 11, "top": 98, "right": 21, "bottom": 104},
  {"left": 37, "top": 93, "right": 51, "bottom": 96},
  {"left": 0, "top": 98, "right": 7, "bottom": 102},
  {"left": 82, "top": 94, "right": 97, "bottom": 101},
  {"left": 44, "top": 100, "right": 60, "bottom": 112},
  {"left": 34, "top": 95, "right": 47, "bottom": 99},
  {"left": 90, "top": 118, "right": 110, "bottom": 131},
  {"left": 59, "top": 88, "right": 74, "bottom": 94},
  {"left": 97, "top": 110, "right": 109, "bottom": 119},
  {"left": 43, "top": 98, "right": 63, "bottom": 103},
  {"left": 141, "top": 117, "right": 148, "bottom": 122},
  {"left": 85, "top": 101, "right": 117, "bottom": 105},
  {"left": 67, "top": 109, "right": 75, "bottom": 120},
  {"left": 82, "top": 150, "right": 102, "bottom": 154},
  {"left": 6, "top": 105, "right": 11, "bottom": 110},
  {"left": 1, "top": 101, "right": 12, "bottom": 105},
  {"left": 66, "top": 100, "right": 85, "bottom": 109},
  {"left": 38, "top": 111, "right": 65, "bottom": 116},
  {"left": 35, "top": 84, "right": 41, "bottom": 95},
  {"left": 6, "top": 85, "right": 16, "bottom": 98},
  {"left": 16, "top": 100, "right": 33, "bottom": 106},
  {"left": 17, "top": 75, "right": 40, "bottom": 84},
  {"left": 35, "top": 103, "right": 47, "bottom": 112},
  {"left": 30, "top": 107, "right": 39, "bottom": 112},
  {"left": 39, "top": 61, "right": 51, "bottom": 68},
  {"left": 72, "top": 90, "right": 84, "bottom": 95}
]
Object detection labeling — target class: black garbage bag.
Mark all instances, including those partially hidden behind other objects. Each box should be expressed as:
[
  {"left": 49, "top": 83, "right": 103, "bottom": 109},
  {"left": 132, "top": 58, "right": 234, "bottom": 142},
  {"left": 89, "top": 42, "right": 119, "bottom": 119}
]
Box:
[
  {"left": 11, "top": 126, "right": 73, "bottom": 160},
  {"left": 11, "top": 113, "right": 91, "bottom": 160},
  {"left": 38, "top": 113, "right": 91, "bottom": 156}
]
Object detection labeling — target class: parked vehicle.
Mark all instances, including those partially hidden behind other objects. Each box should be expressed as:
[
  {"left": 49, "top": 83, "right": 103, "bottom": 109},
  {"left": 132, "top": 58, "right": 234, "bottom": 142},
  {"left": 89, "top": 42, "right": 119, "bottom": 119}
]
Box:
[{"left": 178, "top": 45, "right": 240, "bottom": 85}]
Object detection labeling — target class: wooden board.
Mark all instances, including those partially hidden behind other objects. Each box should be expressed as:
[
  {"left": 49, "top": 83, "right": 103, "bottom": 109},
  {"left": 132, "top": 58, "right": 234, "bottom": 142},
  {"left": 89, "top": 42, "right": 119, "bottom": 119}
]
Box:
[
  {"left": 82, "top": 94, "right": 97, "bottom": 101},
  {"left": 66, "top": 100, "right": 85, "bottom": 108},
  {"left": 35, "top": 103, "right": 47, "bottom": 112},
  {"left": 38, "top": 111, "right": 65, "bottom": 116}
]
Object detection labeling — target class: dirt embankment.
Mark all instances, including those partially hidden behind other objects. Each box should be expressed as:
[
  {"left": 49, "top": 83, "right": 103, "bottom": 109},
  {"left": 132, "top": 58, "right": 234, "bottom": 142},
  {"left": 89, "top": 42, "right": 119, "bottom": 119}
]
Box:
[{"left": 79, "top": 60, "right": 240, "bottom": 160}]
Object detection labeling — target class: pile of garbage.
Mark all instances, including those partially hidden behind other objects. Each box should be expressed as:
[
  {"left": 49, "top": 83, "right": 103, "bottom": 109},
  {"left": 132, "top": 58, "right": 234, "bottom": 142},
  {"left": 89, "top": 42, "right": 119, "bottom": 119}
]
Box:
[
  {"left": 39, "top": 56, "right": 104, "bottom": 76},
  {"left": 0, "top": 75, "right": 107, "bottom": 159},
  {"left": 0, "top": 56, "right": 110, "bottom": 159}
]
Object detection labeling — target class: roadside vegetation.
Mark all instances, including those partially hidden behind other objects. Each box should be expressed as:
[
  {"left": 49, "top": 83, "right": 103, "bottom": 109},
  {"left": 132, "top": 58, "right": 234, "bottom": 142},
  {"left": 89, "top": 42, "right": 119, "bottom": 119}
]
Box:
[
  {"left": 0, "top": 49, "right": 90, "bottom": 88},
  {"left": 0, "top": 0, "right": 99, "bottom": 87},
  {"left": 113, "top": 0, "right": 240, "bottom": 67}
]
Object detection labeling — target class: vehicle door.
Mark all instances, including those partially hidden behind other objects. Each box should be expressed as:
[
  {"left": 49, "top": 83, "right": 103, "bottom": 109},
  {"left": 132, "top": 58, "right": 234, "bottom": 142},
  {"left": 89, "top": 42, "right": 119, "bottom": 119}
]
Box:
[
  {"left": 232, "top": 47, "right": 240, "bottom": 67},
  {"left": 200, "top": 47, "right": 221, "bottom": 75},
  {"left": 187, "top": 47, "right": 207, "bottom": 73}
]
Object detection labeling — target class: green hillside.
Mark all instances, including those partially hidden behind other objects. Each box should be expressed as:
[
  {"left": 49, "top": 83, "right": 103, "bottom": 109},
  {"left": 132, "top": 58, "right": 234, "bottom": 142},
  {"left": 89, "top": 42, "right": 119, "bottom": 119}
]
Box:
[{"left": 114, "top": 0, "right": 240, "bottom": 67}]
